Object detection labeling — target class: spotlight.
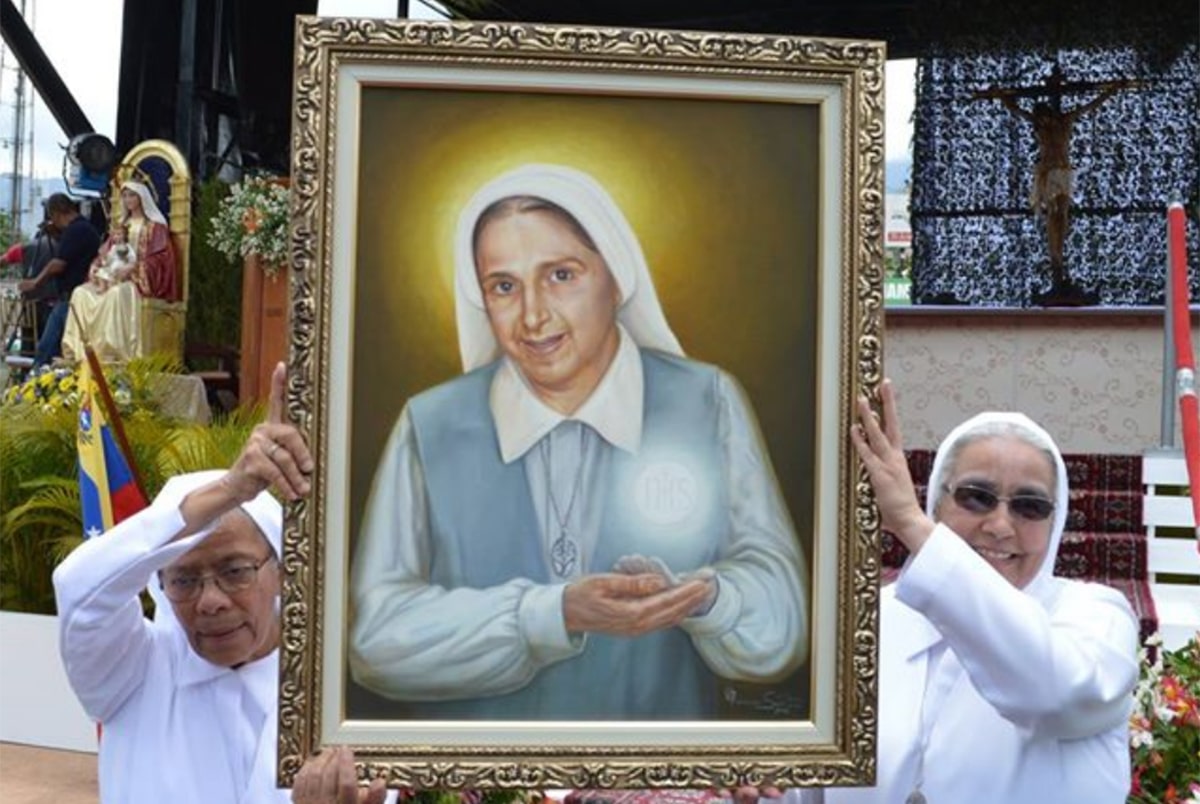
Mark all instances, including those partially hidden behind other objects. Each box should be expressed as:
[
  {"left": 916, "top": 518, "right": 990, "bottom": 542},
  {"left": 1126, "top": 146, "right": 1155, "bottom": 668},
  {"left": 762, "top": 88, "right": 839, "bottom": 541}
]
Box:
[{"left": 63, "top": 133, "right": 117, "bottom": 197}]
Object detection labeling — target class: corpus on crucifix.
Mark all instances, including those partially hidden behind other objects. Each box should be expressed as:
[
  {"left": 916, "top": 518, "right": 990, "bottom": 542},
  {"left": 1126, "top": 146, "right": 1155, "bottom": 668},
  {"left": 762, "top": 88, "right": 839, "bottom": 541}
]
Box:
[{"left": 975, "top": 65, "right": 1134, "bottom": 306}]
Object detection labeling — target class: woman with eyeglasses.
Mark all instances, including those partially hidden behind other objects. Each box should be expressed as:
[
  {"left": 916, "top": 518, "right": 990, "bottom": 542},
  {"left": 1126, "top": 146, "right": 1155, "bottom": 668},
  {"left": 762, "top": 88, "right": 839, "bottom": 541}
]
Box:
[
  {"left": 792, "top": 380, "right": 1138, "bottom": 803},
  {"left": 53, "top": 365, "right": 387, "bottom": 804}
]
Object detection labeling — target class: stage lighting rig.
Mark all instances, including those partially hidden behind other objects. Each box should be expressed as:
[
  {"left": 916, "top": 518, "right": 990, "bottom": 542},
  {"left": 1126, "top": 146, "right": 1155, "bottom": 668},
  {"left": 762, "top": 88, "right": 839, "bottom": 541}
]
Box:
[{"left": 63, "top": 132, "right": 117, "bottom": 197}]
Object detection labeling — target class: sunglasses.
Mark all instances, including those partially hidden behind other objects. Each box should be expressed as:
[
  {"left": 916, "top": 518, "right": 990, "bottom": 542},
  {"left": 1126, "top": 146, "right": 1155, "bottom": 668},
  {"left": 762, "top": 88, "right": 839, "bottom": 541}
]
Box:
[{"left": 943, "top": 483, "right": 1055, "bottom": 522}]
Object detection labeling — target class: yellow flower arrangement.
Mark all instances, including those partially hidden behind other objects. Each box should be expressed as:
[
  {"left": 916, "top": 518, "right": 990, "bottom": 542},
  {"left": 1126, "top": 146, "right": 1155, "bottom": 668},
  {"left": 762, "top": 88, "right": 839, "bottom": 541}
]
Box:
[
  {"left": 4, "top": 364, "right": 137, "bottom": 415},
  {"left": 5, "top": 366, "right": 83, "bottom": 413}
]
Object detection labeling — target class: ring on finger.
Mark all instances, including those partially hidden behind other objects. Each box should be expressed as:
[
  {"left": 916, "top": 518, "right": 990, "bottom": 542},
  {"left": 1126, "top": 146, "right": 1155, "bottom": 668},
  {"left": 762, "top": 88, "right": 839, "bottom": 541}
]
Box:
[{"left": 267, "top": 441, "right": 280, "bottom": 459}]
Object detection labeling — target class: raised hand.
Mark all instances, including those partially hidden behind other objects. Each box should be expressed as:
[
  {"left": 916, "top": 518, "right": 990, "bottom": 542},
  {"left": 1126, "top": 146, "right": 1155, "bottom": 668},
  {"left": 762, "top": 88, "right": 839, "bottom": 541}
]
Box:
[
  {"left": 563, "top": 573, "right": 713, "bottom": 636},
  {"left": 292, "top": 746, "right": 386, "bottom": 804},
  {"left": 178, "top": 362, "right": 314, "bottom": 535},
  {"left": 850, "top": 379, "right": 934, "bottom": 553},
  {"left": 224, "top": 362, "right": 314, "bottom": 503}
]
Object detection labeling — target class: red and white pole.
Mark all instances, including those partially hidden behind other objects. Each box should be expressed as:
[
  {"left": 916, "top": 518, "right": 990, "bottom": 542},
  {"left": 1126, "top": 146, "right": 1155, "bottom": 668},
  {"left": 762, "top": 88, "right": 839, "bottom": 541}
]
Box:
[{"left": 1166, "top": 202, "right": 1200, "bottom": 543}]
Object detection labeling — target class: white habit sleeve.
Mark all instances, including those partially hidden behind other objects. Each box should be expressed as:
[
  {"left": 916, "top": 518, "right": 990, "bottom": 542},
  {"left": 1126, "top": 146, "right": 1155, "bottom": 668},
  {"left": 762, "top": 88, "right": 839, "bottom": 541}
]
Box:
[
  {"left": 896, "top": 524, "right": 1138, "bottom": 738},
  {"left": 680, "top": 372, "right": 809, "bottom": 681},
  {"left": 348, "top": 407, "right": 583, "bottom": 701},
  {"left": 53, "top": 490, "right": 207, "bottom": 722}
]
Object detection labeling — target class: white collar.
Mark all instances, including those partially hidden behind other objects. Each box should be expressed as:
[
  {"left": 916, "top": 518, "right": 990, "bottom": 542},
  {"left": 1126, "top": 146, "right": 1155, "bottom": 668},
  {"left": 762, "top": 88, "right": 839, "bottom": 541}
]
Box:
[
  {"left": 176, "top": 639, "right": 279, "bottom": 715},
  {"left": 889, "top": 593, "right": 945, "bottom": 660},
  {"left": 490, "top": 326, "right": 644, "bottom": 463}
]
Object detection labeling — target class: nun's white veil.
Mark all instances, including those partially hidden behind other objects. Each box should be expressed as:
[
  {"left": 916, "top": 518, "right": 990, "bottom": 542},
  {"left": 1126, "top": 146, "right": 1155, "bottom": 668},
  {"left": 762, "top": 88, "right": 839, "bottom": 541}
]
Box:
[
  {"left": 453, "top": 163, "right": 683, "bottom": 372},
  {"left": 923, "top": 411, "right": 1069, "bottom": 607}
]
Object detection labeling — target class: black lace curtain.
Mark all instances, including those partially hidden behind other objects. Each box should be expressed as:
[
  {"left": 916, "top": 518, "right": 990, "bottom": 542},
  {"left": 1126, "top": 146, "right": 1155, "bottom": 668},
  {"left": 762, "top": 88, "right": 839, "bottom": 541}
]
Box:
[{"left": 909, "top": 0, "right": 1200, "bottom": 306}]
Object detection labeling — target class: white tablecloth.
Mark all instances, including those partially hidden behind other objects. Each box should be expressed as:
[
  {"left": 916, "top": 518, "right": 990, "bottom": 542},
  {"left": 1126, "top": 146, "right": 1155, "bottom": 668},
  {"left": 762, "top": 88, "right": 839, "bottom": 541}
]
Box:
[{"left": 150, "top": 373, "right": 210, "bottom": 424}]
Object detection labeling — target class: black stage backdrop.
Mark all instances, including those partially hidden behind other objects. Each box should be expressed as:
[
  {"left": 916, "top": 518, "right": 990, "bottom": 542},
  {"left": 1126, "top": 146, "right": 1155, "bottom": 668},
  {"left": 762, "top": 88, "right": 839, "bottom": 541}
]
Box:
[{"left": 909, "top": 0, "right": 1200, "bottom": 307}]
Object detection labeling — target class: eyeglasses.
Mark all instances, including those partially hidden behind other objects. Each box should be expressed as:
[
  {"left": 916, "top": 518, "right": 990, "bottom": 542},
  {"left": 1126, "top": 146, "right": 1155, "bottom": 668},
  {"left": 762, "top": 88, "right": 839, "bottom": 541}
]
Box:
[
  {"left": 943, "top": 483, "right": 1055, "bottom": 522},
  {"left": 159, "top": 554, "right": 276, "bottom": 603}
]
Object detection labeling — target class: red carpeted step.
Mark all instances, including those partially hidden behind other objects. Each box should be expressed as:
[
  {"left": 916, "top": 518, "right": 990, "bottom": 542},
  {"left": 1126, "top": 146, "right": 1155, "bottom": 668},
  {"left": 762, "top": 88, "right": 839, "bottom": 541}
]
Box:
[
  {"left": 1062, "top": 453, "right": 1142, "bottom": 496},
  {"left": 906, "top": 451, "right": 1143, "bottom": 497},
  {"left": 1064, "top": 490, "right": 1143, "bottom": 534},
  {"left": 1054, "top": 530, "right": 1147, "bottom": 581},
  {"left": 881, "top": 531, "right": 908, "bottom": 570},
  {"left": 1102, "top": 578, "right": 1159, "bottom": 646}
]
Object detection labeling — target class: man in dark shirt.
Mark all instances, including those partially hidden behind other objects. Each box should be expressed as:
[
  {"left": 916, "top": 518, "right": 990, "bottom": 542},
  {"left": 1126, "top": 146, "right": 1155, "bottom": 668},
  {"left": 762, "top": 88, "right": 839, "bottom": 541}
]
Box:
[{"left": 19, "top": 193, "right": 101, "bottom": 367}]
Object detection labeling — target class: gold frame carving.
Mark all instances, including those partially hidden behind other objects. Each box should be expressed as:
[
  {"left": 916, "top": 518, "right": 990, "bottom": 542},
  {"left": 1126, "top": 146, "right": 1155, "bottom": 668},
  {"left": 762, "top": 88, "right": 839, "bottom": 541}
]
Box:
[{"left": 282, "top": 16, "right": 885, "bottom": 791}]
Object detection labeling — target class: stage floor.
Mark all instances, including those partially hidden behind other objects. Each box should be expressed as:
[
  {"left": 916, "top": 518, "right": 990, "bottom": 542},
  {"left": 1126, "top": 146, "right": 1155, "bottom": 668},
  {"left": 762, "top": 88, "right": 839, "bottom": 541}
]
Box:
[{"left": 0, "top": 742, "right": 97, "bottom": 804}]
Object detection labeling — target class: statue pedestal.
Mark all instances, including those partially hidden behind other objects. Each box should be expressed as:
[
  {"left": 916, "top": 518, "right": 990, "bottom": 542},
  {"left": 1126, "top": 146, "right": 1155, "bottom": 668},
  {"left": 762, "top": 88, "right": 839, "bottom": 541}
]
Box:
[
  {"left": 239, "top": 254, "right": 288, "bottom": 405},
  {"left": 1032, "top": 274, "right": 1101, "bottom": 308}
]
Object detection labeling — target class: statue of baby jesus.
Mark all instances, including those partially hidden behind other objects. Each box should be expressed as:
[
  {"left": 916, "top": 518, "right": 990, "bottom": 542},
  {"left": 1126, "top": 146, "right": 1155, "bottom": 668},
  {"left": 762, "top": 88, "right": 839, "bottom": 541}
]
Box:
[{"left": 88, "top": 230, "right": 137, "bottom": 293}]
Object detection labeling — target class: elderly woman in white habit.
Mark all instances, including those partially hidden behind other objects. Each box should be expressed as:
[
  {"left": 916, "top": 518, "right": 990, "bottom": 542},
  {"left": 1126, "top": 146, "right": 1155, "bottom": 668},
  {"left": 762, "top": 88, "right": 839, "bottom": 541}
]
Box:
[
  {"left": 785, "top": 381, "right": 1138, "bottom": 803},
  {"left": 53, "top": 414, "right": 297, "bottom": 802},
  {"left": 54, "top": 368, "right": 392, "bottom": 804},
  {"left": 349, "top": 163, "right": 809, "bottom": 719},
  {"left": 62, "top": 179, "right": 180, "bottom": 363}
]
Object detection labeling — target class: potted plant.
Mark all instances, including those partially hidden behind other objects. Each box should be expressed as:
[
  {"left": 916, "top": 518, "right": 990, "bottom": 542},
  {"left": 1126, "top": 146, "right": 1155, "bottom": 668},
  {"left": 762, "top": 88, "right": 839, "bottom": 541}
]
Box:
[{"left": 1128, "top": 633, "right": 1200, "bottom": 803}]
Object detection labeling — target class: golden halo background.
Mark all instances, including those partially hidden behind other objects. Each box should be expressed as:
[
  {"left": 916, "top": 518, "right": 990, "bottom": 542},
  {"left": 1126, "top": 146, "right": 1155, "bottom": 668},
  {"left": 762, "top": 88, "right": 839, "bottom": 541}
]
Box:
[{"left": 350, "top": 85, "right": 819, "bottom": 572}]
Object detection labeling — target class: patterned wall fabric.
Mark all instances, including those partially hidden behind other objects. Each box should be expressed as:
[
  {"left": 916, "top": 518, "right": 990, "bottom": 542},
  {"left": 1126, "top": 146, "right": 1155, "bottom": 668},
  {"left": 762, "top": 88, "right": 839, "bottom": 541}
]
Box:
[
  {"left": 909, "top": 0, "right": 1200, "bottom": 307},
  {"left": 885, "top": 314, "right": 1180, "bottom": 454}
]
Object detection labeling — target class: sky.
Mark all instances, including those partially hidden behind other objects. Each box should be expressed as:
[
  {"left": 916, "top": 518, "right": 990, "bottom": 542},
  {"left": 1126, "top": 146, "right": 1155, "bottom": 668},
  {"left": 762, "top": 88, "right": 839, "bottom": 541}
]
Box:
[{"left": 0, "top": 0, "right": 914, "bottom": 183}]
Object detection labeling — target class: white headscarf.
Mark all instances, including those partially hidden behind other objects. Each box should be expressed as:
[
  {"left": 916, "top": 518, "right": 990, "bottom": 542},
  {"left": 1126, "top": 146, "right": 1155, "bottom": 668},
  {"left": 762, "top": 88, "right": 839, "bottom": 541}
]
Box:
[
  {"left": 146, "top": 470, "right": 282, "bottom": 632},
  {"left": 923, "top": 411, "right": 1069, "bottom": 607},
  {"left": 453, "top": 163, "right": 683, "bottom": 372},
  {"left": 121, "top": 179, "right": 168, "bottom": 226}
]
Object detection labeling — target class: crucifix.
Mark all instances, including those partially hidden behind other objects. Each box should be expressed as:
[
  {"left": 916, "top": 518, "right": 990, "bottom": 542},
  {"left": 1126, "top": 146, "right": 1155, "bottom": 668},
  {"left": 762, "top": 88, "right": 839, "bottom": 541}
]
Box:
[{"left": 975, "top": 64, "right": 1135, "bottom": 306}]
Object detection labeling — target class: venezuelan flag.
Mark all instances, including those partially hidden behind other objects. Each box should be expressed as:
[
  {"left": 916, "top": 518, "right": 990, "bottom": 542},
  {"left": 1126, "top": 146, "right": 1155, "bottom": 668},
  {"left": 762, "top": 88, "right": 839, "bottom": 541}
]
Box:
[{"left": 77, "top": 360, "right": 146, "bottom": 538}]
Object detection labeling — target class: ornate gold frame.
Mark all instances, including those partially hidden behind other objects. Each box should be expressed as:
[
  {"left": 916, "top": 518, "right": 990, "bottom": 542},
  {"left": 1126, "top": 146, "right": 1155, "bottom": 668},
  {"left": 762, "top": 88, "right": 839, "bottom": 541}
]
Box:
[{"left": 282, "top": 17, "right": 885, "bottom": 790}]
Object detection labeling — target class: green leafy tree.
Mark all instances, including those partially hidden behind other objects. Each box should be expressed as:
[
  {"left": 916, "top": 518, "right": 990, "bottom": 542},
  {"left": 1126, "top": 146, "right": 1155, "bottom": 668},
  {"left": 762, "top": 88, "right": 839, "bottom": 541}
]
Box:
[{"left": 0, "top": 208, "right": 17, "bottom": 250}]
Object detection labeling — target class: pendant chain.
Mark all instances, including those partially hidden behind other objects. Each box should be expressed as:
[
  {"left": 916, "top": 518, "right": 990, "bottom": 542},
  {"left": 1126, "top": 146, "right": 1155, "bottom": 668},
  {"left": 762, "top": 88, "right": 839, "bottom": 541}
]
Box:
[{"left": 543, "top": 425, "right": 588, "bottom": 577}]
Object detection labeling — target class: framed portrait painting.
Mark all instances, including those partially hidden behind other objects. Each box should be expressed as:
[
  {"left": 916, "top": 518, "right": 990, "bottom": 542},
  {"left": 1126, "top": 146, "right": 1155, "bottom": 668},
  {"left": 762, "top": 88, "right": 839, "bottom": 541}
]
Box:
[{"left": 280, "top": 16, "right": 886, "bottom": 791}]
